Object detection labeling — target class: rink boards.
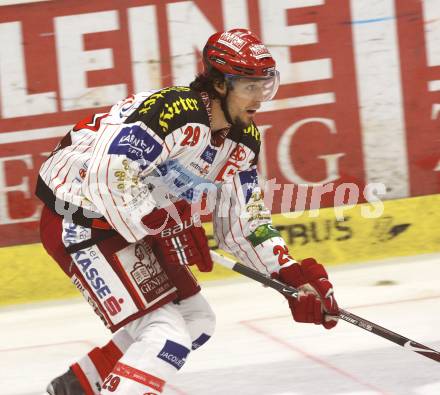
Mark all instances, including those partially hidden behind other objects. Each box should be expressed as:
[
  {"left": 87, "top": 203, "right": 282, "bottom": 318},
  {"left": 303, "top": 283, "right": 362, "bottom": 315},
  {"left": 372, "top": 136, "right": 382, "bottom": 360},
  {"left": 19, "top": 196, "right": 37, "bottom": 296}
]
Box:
[
  {"left": 1, "top": 193, "right": 439, "bottom": 306},
  {"left": 1, "top": 0, "right": 440, "bottom": 248}
]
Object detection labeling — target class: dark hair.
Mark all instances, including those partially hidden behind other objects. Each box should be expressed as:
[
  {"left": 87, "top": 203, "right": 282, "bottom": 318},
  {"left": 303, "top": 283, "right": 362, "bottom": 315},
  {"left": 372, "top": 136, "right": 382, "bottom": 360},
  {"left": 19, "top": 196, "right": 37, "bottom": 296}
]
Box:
[{"left": 189, "top": 68, "right": 225, "bottom": 99}]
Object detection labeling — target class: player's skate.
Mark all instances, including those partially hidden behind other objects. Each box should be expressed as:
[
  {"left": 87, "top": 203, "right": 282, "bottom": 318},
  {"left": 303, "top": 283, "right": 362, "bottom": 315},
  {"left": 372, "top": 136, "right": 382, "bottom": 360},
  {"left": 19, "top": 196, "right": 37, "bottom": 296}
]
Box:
[{"left": 46, "top": 368, "right": 85, "bottom": 395}]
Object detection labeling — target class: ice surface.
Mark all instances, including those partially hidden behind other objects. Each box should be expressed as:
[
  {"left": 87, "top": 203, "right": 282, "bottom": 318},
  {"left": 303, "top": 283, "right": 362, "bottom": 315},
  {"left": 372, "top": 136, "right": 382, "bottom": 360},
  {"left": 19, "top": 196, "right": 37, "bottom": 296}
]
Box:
[{"left": 1, "top": 254, "right": 439, "bottom": 395}]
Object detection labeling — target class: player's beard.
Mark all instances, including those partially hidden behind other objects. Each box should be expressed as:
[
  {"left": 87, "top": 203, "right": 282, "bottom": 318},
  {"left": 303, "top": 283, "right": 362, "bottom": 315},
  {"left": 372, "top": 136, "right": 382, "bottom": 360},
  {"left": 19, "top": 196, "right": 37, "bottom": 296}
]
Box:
[
  {"left": 231, "top": 115, "right": 249, "bottom": 129},
  {"left": 229, "top": 103, "right": 251, "bottom": 129},
  {"left": 223, "top": 97, "right": 251, "bottom": 129}
]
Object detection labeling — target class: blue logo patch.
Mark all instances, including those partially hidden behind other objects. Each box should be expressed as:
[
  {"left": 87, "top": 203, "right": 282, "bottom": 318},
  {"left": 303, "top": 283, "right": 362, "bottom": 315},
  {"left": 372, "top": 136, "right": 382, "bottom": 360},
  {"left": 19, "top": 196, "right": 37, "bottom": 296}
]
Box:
[
  {"left": 108, "top": 125, "right": 162, "bottom": 169},
  {"left": 157, "top": 340, "right": 190, "bottom": 370},
  {"left": 200, "top": 146, "right": 217, "bottom": 164},
  {"left": 239, "top": 168, "right": 258, "bottom": 203},
  {"left": 191, "top": 333, "right": 211, "bottom": 350}
]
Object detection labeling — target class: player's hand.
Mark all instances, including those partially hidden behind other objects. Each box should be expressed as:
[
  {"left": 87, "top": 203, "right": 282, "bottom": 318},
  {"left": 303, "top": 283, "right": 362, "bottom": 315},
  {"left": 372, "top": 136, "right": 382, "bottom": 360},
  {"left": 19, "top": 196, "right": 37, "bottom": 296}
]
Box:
[
  {"left": 278, "top": 257, "right": 339, "bottom": 329},
  {"left": 142, "top": 200, "right": 213, "bottom": 272}
]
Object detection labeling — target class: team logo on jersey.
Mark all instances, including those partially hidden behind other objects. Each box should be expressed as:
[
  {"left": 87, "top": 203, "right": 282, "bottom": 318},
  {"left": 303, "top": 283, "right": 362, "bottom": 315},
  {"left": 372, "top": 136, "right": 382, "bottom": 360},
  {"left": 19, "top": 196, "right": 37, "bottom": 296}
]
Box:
[
  {"left": 215, "top": 161, "right": 240, "bottom": 181},
  {"left": 116, "top": 242, "right": 174, "bottom": 305},
  {"left": 230, "top": 145, "right": 247, "bottom": 161},
  {"left": 157, "top": 340, "right": 190, "bottom": 370},
  {"left": 108, "top": 125, "right": 162, "bottom": 169},
  {"left": 117, "top": 94, "right": 136, "bottom": 118},
  {"left": 200, "top": 146, "right": 217, "bottom": 164}
]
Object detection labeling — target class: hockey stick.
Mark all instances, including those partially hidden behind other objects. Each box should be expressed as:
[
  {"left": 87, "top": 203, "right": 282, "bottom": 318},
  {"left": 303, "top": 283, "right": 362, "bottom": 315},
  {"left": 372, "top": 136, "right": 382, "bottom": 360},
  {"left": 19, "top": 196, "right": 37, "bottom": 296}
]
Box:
[{"left": 210, "top": 250, "right": 440, "bottom": 363}]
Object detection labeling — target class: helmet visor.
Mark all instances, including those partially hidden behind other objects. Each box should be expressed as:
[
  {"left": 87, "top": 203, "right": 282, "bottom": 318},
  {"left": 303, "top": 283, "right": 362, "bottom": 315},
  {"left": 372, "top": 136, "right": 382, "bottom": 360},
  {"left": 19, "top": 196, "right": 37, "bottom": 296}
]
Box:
[{"left": 224, "top": 70, "right": 280, "bottom": 102}]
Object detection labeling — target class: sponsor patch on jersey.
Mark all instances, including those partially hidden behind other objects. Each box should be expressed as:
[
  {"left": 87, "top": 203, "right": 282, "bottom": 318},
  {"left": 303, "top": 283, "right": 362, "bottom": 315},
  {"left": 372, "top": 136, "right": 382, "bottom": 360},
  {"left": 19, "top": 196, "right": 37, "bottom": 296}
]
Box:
[
  {"left": 115, "top": 241, "right": 176, "bottom": 305},
  {"left": 63, "top": 224, "right": 139, "bottom": 326},
  {"left": 150, "top": 159, "right": 217, "bottom": 203},
  {"left": 200, "top": 146, "right": 217, "bottom": 164},
  {"left": 125, "top": 87, "right": 210, "bottom": 139},
  {"left": 159, "top": 96, "right": 200, "bottom": 134},
  {"left": 243, "top": 123, "right": 260, "bottom": 141},
  {"left": 191, "top": 333, "right": 211, "bottom": 350},
  {"left": 138, "top": 87, "right": 191, "bottom": 117},
  {"left": 239, "top": 168, "right": 258, "bottom": 203},
  {"left": 230, "top": 145, "right": 247, "bottom": 161},
  {"left": 108, "top": 124, "right": 162, "bottom": 169},
  {"left": 157, "top": 340, "right": 190, "bottom": 370},
  {"left": 247, "top": 224, "right": 281, "bottom": 247}
]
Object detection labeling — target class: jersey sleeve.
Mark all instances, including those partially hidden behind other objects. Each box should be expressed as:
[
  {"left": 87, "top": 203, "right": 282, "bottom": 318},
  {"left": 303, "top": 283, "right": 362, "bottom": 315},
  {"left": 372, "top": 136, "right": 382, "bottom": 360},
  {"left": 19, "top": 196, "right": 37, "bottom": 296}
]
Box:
[{"left": 213, "top": 166, "right": 296, "bottom": 275}]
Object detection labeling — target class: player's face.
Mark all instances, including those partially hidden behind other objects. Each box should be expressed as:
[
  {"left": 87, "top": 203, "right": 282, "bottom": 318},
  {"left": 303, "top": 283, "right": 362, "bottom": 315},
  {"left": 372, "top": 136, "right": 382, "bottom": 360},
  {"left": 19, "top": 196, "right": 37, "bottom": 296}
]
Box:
[
  {"left": 223, "top": 73, "right": 279, "bottom": 127},
  {"left": 226, "top": 79, "right": 264, "bottom": 128}
]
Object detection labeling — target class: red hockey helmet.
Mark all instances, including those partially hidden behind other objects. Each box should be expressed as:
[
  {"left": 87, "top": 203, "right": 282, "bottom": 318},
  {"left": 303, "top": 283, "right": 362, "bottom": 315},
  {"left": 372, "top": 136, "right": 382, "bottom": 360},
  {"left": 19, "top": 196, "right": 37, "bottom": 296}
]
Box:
[{"left": 203, "top": 28, "right": 280, "bottom": 101}]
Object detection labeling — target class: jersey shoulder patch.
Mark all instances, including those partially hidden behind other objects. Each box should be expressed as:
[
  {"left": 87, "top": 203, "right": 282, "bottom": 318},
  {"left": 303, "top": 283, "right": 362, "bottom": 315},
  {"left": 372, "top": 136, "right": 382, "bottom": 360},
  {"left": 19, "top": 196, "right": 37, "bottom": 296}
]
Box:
[
  {"left": 124, "top": 86, "right": 210, "bottom": 139},
  {"left": 228, "top": 122, "right": 261, "bottom": 155}
]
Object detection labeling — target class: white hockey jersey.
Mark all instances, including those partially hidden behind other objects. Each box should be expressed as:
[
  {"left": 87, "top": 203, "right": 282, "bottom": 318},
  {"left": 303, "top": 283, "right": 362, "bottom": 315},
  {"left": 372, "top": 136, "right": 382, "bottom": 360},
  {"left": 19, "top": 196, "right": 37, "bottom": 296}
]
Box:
[{"left": 38, "top": 87, "right": 289, "bottom": 275}]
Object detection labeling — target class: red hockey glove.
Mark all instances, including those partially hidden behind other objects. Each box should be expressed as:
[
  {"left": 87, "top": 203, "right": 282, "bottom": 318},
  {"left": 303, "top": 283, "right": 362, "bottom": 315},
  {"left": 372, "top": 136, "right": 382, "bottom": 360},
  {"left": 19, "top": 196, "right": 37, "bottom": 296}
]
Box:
[
  {"left": 142, "top": 200, "right": 213, "bottom": 272},
  {"left": 278, "top": 257, "right": 339, "bottom": 329}
]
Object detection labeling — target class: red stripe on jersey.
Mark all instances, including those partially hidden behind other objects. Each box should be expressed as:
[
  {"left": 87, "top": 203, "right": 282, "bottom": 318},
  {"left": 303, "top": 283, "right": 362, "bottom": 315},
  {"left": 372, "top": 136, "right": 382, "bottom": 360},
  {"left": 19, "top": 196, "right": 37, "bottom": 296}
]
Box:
[
  {"left": 171, "top": 130, "right": 177, "bottom": 146},
  {"left": 54, "top": 173, "right": 69, "bottom": 192},
  {"left": 49, "top": 149, "right": 79, "bottom": 184},
  {"left": 227, "top": 183, "right": 258, "bottom": 271},
  {"left": 70, "top": 363, "right": 96, "bottom": 395},
  {"left": 49, "top": 133, "right": 94, "bottom": 183},
  {"left": 163, "top": 136, "right": 171, "bottom": 154},
  {"left": 88, "top": 347, "right": 113, "bottom": 381},
  {"left": 94, "top": 127, "right": 118, "bottom": 231},
  {"left": 66, "top": 146, "right": 93, "bottom": 194},
  {"left": 113, "top": 362, "right": 165, "bottom": 392}
]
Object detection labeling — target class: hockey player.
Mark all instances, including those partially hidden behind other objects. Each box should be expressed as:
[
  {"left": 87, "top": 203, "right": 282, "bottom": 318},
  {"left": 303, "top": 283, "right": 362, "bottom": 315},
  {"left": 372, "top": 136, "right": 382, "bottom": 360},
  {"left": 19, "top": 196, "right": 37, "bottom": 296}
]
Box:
[{"left": 37, "top": 28, "right": 339, "bottom": 395}]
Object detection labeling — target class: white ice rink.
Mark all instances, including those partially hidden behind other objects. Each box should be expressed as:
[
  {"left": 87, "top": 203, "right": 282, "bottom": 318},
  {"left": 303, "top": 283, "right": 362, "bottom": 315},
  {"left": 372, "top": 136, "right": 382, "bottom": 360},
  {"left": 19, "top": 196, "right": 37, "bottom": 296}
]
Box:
[{"left": 1, "top": 254, "right": 440, "bottom": 395}]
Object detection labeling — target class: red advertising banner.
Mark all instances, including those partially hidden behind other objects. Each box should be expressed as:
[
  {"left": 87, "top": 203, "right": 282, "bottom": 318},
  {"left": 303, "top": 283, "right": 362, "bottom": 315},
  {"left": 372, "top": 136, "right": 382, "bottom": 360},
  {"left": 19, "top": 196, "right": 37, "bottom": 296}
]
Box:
[
  {"left": 0, "top": 0, "right": 438, "bottom": 247},
  {"left": 396, "top": 0, "right": 440, "bottom": 196}
]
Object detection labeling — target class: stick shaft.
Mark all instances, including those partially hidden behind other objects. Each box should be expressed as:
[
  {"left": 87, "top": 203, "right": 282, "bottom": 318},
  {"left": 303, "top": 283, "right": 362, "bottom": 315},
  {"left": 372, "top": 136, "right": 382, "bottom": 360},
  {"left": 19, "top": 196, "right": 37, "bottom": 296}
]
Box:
[
  {"left": 338, "top": 308, "right": 440, "bottom": 362},
  {"left": 210, "top": 250, "right": 440, "bottom": 363}
]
